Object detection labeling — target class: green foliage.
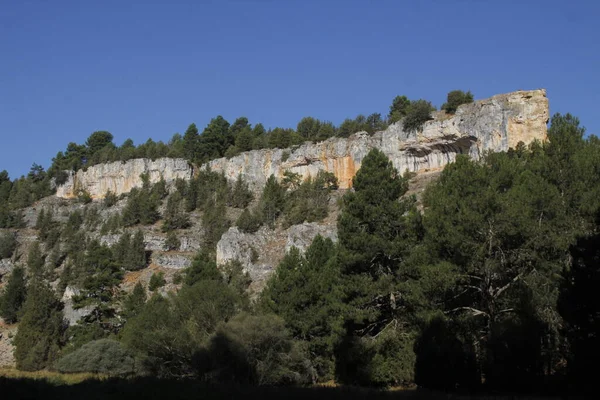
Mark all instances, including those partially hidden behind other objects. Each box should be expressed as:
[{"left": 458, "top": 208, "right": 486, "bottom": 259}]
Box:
[
  {"left": 121, "top": 181, "right": 162, "bottom": 227},
  {"left": 164, "top": 231, "right": 181, "bottom": 251},
  {"left": 148, "top": 272, "right": 166, "bottom": 292},
  {"left": 77, "top": 189, "right": 92, "bottom": 204},
  {"left": 441, "top": 90, "right": 474, "bottom": 114},
  {"left": 559, "top": 229, "right": 600, "bottom": 390},
  {"left": 0, "top": 266, "right": 27, "bottom": 323},
  {"left": 14, "top": 278, "right": 65, "bottom": 371},
  {"left": 202, "top": 199, "right": 230, "bottom": 249},
  {"left": 0, "top": 231, "right": 17, "bottom": 259},
  {"left": 388, "top": 95, "right": 411, "bottom": 123},
  {"left": 228, "top": 175, "right": 253, "bottom": 208},
  {"left": 36, "top": 208, "right": 60, "bottom": 246},
  {"left": 27, "top": 241, "right": 45, "bottom": 277},
  {"left": 185, "top": 250, "right": 221, "bottom": 286},
  {"left": 205, "top": 313, "right": 312, "bottom": 385},
  {"left": 260, "top": 175, "right": 285, "bottom": 228},
  {"left": 85, "top": 131, "right": 114, "bottom": 155},
  {"left": 112, "top": 230, "right": 147, "bottom": 271},
  {"left": 55, "top": 339, "right": 136, "bottom": 375},
  {"left": 121, "top": 280, "right": 241, "bottom": 377},
  {"left": 261, "top": 236, "right": 344, "bottom": 381},
  {"left": 236, "top": 208, "right": 262, "bottom": 233},
  {"left": 297, "top": 117, "right": 322, "bottom": 140},
  {"left": 103, "top": 190, "right": 118, "bottom": 207},
  {"left": 122, "top": 282, "right": 147, "bottom": 320},
  {"left": 402, "top": 99, "right": 435, "bottom": 132},
  {"left": 283, "top": 171, "right": 337, "bottom": 227},
  {"left": 183, "top": 123, "right": 200, "bottom": 161},
  {"left": 162, "top": 191, "right": 190, "bottom": 232},
  {"left": 335, "top": 329, "right": 415, "bottom": 387}
]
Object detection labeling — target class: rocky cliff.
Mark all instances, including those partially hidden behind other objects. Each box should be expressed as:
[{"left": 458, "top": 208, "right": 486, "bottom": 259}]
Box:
[
  {"left": 208, "top": 89, "right": 548, "bottom": 190},
  {"left": 55, "top": 90, "right": 548, "bottom": 197},
  {"left": 56, "top": 158, "right": 193, "bottom": 199}
]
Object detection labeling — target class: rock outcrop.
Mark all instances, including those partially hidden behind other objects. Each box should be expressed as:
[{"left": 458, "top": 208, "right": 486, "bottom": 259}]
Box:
[
  {"left": 208, "top": 89, "right": 548, "bottom": 190},
  {"left": 56, "top": 158, "right": 193, "bottom": 199},
  {"left": 217, "top": 223, "right": 338, "bottom": 290}
]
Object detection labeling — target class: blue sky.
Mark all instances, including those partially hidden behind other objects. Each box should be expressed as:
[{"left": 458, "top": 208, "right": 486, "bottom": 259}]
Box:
[{"left": 1, "top": 0, "right": 598, "bottom": 178}]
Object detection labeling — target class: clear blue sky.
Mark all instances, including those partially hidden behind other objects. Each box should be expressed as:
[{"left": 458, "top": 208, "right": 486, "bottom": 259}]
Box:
[{"left": 1, "top": 0, "right": 598, "bottom": 178}]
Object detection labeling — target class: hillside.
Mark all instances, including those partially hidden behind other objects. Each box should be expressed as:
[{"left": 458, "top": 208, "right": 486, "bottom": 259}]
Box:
[
  {"left": 2, "top": 88, "right": 598, "bottom": 395},
  {"left": 0, "top": 89, "right": 548, "bottom": 369}
]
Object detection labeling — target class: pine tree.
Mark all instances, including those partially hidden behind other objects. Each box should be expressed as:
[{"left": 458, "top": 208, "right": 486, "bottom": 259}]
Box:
[
  {"left": 14, "top": 278, "right": 65, "bottom": 371},
  {"left": 185, "top": 250, "right": 221, "bottom": 286},
  {"left": 126, "top": 229, "right": 146, "bottom": 271},
  {"left": 165, "top": 231, "right": 181, "bottom": 251},
  {"left": 122, "top": 282, "right": 146, "bottom": 320},
  {"left": 27, "top": 241, "right": 45, "bottom": 277},
  {"left": 148, "top": 272, "right": 166, "bottom": 291},
  {"left": 261, "top": 236, "right": 345, "bottom": 380},
  {"left": 260, "top": 175, "right": 285, "bottom": 228},
  {"left": 162, "top": 191, "right": 190, "bottom": 232},
  {"left": 0, "top": 266, "right": 27, "bottom": 323}
]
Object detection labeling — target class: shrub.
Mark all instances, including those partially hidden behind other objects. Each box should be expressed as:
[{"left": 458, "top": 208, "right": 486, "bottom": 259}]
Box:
[
  {"left": 55, "top": 339, "right": 136, "bottom": 376},
  {"left": 203, "top": 313, "right": 313, "bottom": 385},
  {"left": 165, "top": 231, "right": 181, "bottom": 251},
  {"left": 441, "top": 90, "right": 474, "bottom": 114},
  {"left": 403, "top": 100, "right": 435, "bottom": 132},
  {"left": 77, "top": 189, "right": 92, "bottom": 204},
  {"left": 148, "top": 272, "right": 166, "bottom": 291},
  {"left": 103, "top": 190, "right": 118, "bottom": 207},
  {"left": 236, "top": 208, "right": 262, "bottom": 233}
]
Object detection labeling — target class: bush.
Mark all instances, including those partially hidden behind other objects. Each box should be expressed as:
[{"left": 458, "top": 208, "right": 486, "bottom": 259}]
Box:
[
  {"left": 441, "top": 90, "right": 474, "bottom": 114},
  {"left": 148, "top": 272, "right": 166, "bottom": 291},
  {"left": 403, "top": 100, "right": 435, "bottom": 132},
  {"left": 202, "top": 313, "right": 313, "bottom": 385},
  {"left": 77, "top": 189, "right": 92, "bottom": 204},
  {"left": 55, "top": 339, "right": 136, "bottom": 376},
  {"left": 165, "top": 231, "right": 181, "bottom": 251},
  {"left": 103, "top": 190, "right": 118, "bottom": 207},
  {"left": 236, "top": 208, "right": 262, "bottom": 233},
  {"left": 335, "top": 329, "right": 415, "bottom": 387}
]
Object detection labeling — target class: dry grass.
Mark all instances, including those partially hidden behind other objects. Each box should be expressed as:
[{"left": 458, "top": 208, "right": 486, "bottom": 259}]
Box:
[{"left": 0, "top": 367, "right": 105, "bottom": 385}]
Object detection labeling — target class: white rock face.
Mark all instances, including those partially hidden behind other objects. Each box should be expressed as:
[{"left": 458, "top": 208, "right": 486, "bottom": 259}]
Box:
[
  {"left": 208, "top": 90, "right": 549, "bottom": 190},
  {"left": 62, "top": 286, "right": 95, "bottom": 326},
  {"left": 216, "top": 223, "right": 338, "bottom": 290},
  {"left": 56, "top": 158, "right": 193, "bottom": 199}
]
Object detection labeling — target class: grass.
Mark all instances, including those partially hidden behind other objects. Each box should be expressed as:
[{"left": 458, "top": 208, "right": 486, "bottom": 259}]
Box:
[{"left": 0, "top": 367, "right": 105, "bottom": 385}]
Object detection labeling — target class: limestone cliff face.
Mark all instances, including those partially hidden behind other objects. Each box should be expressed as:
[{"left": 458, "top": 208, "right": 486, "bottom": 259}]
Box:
[
  {"left": 56, "top": 158, "right": 193, "bottom": 199},
  {"left": 54, "top": 90, "right": 547, "bottom": 197},
  {"left": 208, "top": 89, "right": 548, "bottom": 190}
]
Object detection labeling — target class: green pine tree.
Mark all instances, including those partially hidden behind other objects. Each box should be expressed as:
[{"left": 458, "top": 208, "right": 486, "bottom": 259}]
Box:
[
  {"left": 0, "top": 266, "right": 27, "bottom": 323},
  {"left": 14, "top": 278, "right": 65, "bottom": 371}
]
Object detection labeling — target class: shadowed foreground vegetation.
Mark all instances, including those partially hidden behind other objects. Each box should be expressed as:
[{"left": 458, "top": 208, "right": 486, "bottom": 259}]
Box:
[{"left": 0, "top": 374, "right": 580, "bottom": 400}]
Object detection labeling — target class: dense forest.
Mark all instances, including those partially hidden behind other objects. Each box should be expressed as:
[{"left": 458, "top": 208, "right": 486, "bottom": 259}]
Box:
[{"left": 0, "top": 91, "right": 598, "bottom": 395}]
